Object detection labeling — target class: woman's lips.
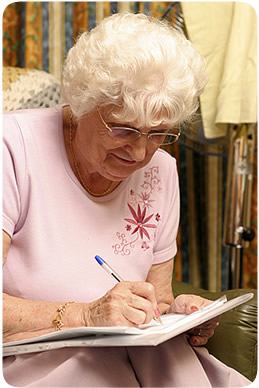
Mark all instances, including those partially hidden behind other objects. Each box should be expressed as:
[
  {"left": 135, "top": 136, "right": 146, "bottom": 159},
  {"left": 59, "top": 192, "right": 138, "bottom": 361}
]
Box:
[{"left": 110, "top": 153, "right": 136, "bottom": 165}]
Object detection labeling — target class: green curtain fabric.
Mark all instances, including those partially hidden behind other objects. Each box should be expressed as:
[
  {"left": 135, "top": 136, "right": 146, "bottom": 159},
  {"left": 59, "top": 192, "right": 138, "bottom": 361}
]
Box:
[{"left": 2, "top": 1, "right": 257, "bottom": 291}]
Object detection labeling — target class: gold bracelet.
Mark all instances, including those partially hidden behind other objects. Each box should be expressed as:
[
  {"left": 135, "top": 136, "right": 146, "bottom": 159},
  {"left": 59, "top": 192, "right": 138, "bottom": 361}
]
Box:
[{"left": 53, "top": 301, "right": 75, "bottom": 331}]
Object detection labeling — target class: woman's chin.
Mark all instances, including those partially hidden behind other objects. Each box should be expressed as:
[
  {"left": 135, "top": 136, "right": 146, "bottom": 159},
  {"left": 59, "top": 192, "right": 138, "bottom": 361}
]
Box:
[{"left": 103, "top": 166, "right": 136, "bottom": 181}]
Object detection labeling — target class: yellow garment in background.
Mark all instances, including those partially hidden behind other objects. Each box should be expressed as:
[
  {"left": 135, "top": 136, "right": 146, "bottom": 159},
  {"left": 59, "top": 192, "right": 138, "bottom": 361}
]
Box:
[{"left": 182, "top": 2, "right": 257, "bottom": 139}]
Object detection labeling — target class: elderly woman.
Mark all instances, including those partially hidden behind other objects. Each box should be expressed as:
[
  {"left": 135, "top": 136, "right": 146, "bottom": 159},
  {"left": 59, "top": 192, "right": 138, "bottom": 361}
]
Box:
[{"left": 3, "top": 13, "right": 249, "bottom": 387}]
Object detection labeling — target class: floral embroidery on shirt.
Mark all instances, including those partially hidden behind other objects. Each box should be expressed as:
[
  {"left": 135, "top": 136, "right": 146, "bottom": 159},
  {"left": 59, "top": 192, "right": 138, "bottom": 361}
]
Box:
[
  {"left": 112, "top": 166, "right": 162, "bottom": 255},
  {"left": 141, "top": 241, "right": 150, "bottom": 251},
  {"left": 137, "top": 192, "right": 155, "bottom": 209},
  {"left": 125, "top": 204, "right": 157, "bottom": 240},
  {"left": 155, "top": 213, "right": 161, "bottom": 222}
]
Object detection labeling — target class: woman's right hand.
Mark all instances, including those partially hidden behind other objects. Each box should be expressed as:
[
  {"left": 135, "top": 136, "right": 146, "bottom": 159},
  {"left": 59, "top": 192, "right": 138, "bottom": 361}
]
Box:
[
  {"left": 83, "top": 281, "right": 159, "bottom": 327},
  {"left": 3, "top": 281, "right": 158, "bottom": 343}
]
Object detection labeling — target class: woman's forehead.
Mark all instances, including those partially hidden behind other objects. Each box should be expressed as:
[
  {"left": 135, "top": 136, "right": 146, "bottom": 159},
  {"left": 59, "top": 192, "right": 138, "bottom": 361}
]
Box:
[
  {"left": 103, "top": 106, "right": 174, "bottom": 129},
  {"left": 106, "top": 116, "right": 172, "bottom": 131}
]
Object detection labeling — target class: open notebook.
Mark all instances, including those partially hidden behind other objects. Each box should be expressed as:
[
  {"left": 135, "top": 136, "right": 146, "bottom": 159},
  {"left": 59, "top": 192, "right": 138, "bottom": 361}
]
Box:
[{"left": 3, "top": 292, "right": 253, "bottom": 356}]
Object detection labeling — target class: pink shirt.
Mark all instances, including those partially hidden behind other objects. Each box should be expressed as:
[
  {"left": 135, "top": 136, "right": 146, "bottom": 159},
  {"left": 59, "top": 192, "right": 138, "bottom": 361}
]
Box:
[
  {"left": 3, "top": 106, "right": 179, "bottom": 303},
  {"left": 2, "top": 107, "right": 250, "bottom": 388}
]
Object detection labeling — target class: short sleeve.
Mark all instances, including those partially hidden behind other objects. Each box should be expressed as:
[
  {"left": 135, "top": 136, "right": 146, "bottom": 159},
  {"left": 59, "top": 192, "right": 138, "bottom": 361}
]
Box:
[
  {"left": 153, "top": 155, "right": 180, "bottom": 264},
  {"left": 3, "top": 114, "right": 26, "bottom": 237}
]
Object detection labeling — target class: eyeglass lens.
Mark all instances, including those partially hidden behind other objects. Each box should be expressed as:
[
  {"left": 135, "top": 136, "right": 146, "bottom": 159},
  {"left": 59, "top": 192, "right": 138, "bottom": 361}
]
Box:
[{"left": 108, "top": 127, "right": 179, "bottom": 145}]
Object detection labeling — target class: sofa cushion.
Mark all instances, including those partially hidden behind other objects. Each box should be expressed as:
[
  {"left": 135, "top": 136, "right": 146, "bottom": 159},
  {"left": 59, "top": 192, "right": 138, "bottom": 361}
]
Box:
[{"left": 172, "top": 280, "right": 257, "bottom": 381}]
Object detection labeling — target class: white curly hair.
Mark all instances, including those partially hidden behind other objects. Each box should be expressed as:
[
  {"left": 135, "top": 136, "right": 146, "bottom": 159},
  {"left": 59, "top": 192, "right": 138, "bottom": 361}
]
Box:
[{"left": 62, "top": 12, "right": 207, "bottom": 128}]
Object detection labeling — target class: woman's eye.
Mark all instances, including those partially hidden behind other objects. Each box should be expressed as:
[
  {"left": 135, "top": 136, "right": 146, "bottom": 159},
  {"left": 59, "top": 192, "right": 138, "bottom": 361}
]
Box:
[{"left": 110, "top": 127, "right": 138, "bottom": 138}]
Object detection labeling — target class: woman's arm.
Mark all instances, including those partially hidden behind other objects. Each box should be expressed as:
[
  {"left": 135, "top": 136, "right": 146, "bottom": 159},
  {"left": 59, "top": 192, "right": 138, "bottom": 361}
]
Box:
[
  {"left": 3, "top": 293, "right": 86, "bottom": 343},
  {"left": 145, "top": 258, "right": 175, "bottom": 314},
  {"left": 3, "top": 230, "right": 86, "bottom": 342},
  {"left": 3, "top": 230, "right": 11, "bottom": 265},
  {"left": 3, "top": 230, "right": 160, "bottom": 343}
]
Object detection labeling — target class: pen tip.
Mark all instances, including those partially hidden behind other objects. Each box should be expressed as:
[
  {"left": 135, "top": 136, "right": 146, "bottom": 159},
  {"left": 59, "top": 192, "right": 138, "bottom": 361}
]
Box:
[{"left": 154, "top": 316, "right": 163, "bottom": 325}]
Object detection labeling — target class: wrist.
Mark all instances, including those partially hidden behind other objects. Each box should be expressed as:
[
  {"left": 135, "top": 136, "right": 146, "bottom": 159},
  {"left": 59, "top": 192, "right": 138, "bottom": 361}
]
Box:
[
  {"left": 53, "top": 302, "right": 89, "bottom": 329},
  {"left": 53, "top": 301, "right": 75, "bottom": 331},
  {"left": 81, "top": 300, "right": 98, "bottom": 327}
]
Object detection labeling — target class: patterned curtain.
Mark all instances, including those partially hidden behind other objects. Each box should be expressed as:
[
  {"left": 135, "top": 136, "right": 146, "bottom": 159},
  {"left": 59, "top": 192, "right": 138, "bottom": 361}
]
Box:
[
  {"left": 3, "top": 2, "right": 171, "bottom": 78},
  {"left": 3, "top": 1, "right": 257, "bottom": 291}
]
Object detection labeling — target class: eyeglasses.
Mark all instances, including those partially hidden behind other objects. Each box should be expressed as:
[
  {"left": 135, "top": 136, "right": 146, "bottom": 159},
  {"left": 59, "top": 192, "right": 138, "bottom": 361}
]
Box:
[{"left": 97, "top": 109, "right": 181, "bottom": 146}]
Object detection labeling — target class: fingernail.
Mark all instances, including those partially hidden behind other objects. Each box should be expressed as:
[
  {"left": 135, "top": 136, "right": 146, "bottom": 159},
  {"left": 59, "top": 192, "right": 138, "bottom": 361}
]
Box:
[
  {"left": 191, "top": 306, "right": 199, "bottom": 312},
  {"left": 192, "top": 338, "right": 198, "bottom": 345},
  {"left": 154, "top": 306, "right": 161, "bottom": 318}
]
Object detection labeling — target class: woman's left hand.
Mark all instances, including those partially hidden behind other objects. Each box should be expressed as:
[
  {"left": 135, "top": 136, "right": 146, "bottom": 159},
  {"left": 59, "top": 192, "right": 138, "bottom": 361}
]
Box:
[{"left": 168, "top": 294, "right": 220, "bottom": 347}]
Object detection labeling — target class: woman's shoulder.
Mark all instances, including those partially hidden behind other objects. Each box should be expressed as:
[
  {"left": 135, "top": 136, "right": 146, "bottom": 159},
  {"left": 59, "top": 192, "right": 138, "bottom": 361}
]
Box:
[
  {"left": 3, "top": 105, "right": 63, "bottom": 142},
  {"left": 3, "top": 105, "right": 62, "bottom": 126}
]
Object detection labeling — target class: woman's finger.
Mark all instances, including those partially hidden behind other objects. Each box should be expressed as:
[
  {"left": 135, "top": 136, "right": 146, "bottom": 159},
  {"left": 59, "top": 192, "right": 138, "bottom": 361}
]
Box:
[
  {"left": 122, "top": 305, "right": 147, "bottom": 325},
  {"left": 169, "top": 294, "right": 213, "bottom": 314},
  {"left": 189, "top": 334, "right": 210, "bottom": 347},
  {"left": 127, "top": 293, "right": 154, "bottom": 324}
]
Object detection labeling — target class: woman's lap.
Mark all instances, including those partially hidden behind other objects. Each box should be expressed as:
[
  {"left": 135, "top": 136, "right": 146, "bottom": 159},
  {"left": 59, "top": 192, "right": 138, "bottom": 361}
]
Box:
[{"left": 3, "top": 334, "right": 250, "bottom": 387}]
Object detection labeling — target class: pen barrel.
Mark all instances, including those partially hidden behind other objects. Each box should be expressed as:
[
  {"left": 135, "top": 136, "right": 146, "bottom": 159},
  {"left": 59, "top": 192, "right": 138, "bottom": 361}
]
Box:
[{"left": 102, "top": 263, "right": 124, "bottom": 282}]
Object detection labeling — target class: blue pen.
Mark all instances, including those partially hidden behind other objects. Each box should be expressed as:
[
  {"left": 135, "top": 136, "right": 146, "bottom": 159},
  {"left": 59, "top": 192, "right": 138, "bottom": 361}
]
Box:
[
  {"left": 95, "top": 255, "right": 124, "bottom": 282},
  {"left": 94, "top": 255, "right": 163, "bottom": 324}
]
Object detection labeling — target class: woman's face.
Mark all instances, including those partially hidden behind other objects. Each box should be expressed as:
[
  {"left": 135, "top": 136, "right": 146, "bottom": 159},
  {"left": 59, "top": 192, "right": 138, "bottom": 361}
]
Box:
[{"left": 74, "top": 108, "right": 167, "bottom": 182}]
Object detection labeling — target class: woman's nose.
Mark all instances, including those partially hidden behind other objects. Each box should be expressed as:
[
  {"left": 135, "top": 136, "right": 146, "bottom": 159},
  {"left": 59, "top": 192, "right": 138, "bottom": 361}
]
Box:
[{"left": 129, "top": 136, "right": 148, "bottom": 161}]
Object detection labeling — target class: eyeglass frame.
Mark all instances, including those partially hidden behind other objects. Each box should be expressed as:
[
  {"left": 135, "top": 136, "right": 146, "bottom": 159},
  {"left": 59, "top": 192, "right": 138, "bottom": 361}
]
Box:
[{"left": 97, "top": 108, "right": 181, "bottom": 146}]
